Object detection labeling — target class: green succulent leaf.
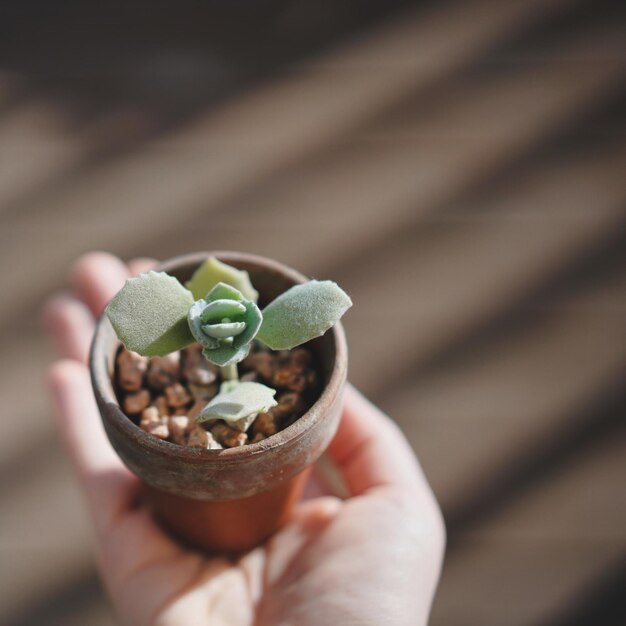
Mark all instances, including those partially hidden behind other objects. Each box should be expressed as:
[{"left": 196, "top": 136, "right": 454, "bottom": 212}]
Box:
[
  {"left": 202, "top": 321, "right": 246, "bottom": 339},
  {"left": 188, "top": 282, "right": 262, "bottom": 367},
  {"left": 106, "top": 271, "right": 195, "bottom": 357},
  {"left": 185, "top": 257, "right": 259, "bottom": 302},
  {"left": 197, "top": 381, "right": 277, "bottom": 432},
  {"left": 257, "top": 280, "right": 352, "bottom": 350},
  {"left": 200, "top": 300, "right": 246, "bottom": 323}
]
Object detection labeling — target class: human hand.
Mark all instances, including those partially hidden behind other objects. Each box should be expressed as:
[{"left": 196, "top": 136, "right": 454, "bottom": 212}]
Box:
[{"left": 43, "top": 252, "right": 445, "bottom": 626}]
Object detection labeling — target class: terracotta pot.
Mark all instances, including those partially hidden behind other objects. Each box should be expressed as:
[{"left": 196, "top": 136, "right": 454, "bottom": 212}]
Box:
[{"left": 90, "top": 252, "right": 347, "bottom": 553}]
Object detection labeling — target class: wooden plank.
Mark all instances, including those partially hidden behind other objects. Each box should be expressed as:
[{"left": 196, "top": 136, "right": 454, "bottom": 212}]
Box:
[
  {"left": 0, "top": 100, "right": 81, "bottom": 213},
  {"left": 0, "top": 448, "right": 97, "bottom": 624},
  {"left": 2, "top": 140, "right": 623, "bottom": 469},
  {"left": 0, "top": 0, "right": 580, "bottom": 329},
  {"left": 0, "top": 3, "right": 621, "bottom": 619},
  {"left": 0, "top": 2, "right": 606, "bottom": 468},
  {"left": 51, "top": 600, "right": 118, "bottom": 626},
  {"left": 430, "top": 429, "right": 626, "bottom": 626},
  {"left": 1, "top": 117, "right": 624, "bottom": 483},
  {"left": 0, "top": 71, "right": 22, "bottom": 109},
  {"left": 383, "top": 259, "right": 626, "bottom": 511},
  {"left": 340, "top": 143, "right": 626, "bottom": 394},
  {"left": 0, "top": 338, "right": 57, "bottom": 470},
  {"left": 1, "top": 145, "right": 623, "bottom": 625},
  {"left": 0, "top": 102, "right": 159, "bottom": 215},
  {"left": 145, "top": 27, "right": 626, "bottom": 278},
  {"left": 5, "top": 573, "right": 118, "bottom": 626}
]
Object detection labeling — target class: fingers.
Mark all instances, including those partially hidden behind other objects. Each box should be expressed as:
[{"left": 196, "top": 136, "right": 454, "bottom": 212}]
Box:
[
  {"left": 300, "top": 465, "right": 337, "bottom": 501},
  {"left": 71, "top": 252, "right": 130, "bottom": 317},
  {"left": 327, "top": 384, "right": 427, "bottom": 496},
  {"left": 41, "top": 294, "right": 95, "bottom": 364},
  {"left": 43, "top": 254, "right": 159, "bottom": 364},
  {"left": 292, "top": 496, "right": 342, "bottom": 525},
  {"left": 327, "top": 385, "right": 445, "bottom": 560},
  {"left": 47, "top": 357, "right": 191, "bottom": 618},
  {"left": 48, "top": 359, "right": 138, "bottom": 536},
  {"left": 128, "top": 257, "right": 158, "bottom": 276}
]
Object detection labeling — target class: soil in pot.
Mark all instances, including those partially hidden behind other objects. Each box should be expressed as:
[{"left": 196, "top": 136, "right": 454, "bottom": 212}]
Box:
[{"left": 114, "top": 340, "right": 322, "bottom": 449}]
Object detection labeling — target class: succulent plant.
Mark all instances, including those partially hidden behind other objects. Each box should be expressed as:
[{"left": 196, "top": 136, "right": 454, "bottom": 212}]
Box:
[
  {"left": 106, "top": 256, "right": 352, "bottom": 433},
  {"left": 187, "top": 282, "right": 262, "bottom": 367}
]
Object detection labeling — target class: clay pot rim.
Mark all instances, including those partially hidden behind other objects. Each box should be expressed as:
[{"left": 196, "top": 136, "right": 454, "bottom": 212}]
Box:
[{"left": 90, "top": 251, "right": 348, "bottom": 466}]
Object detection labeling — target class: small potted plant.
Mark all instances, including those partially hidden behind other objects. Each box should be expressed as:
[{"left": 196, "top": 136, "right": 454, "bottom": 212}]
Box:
[{"left": 90, "top": 251, "right": 351, "bottom": 552}]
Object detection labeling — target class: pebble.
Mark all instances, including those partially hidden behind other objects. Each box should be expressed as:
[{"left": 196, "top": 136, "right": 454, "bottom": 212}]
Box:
[
  {"left": 211, "top": 423, "right": 248, "bottom": 447},
  {"left": 271, "top": 392, "right": 306, "bottom": 421},
  {"left": 124, "top": 389, "right": 151, "bottom": 414},
  {"left": 146, "top": 352, "right": 180, "bottom": 390},
  {"left": 153, "top": 396, "right": 170, "bottom": 417},
  {"left": 165, "top": 383, "right": 191, "bottom": 408},
  {"left": 148, "top": 422, "right": 169, "bottom": 439},
  {"left": 187, "top": 399, "right": 207, "bottom": 421},
  {"left": 274, "top": 365, "right": 318, "bottom": 393},
  {"left": 116, "top": 349, "right": 148, "bottom": 392},
  {"left": 182, "top": 345, "right": 218, "bottom": 386},
  {"left": 188, "top": 382, "right": 218, "bottom": 402},
  {"left": 250, "top": 412, "right": 278, "bottom": 438},
  {"left": 188, "top": 425, "right": 223, "bottom": 449},
  {"left": 243, "top": 352, "right": 276, "bottom": 382},
  {"left": 140, "top": 407, "right": 169, "bottom": 439},
  {"left": 116, "top": 345, "right": 317, "bottom": 449},
  {"left": 290, "top": 347, "right": 314, "bottom": 367},
  {"left": 168, "top": 415, "right": 190, "bottom": 445}
]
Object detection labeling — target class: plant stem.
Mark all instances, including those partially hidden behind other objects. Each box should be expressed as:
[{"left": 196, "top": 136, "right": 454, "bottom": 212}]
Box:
[{"left": 220, "top": 363, "right": 239, "bottom": 381}]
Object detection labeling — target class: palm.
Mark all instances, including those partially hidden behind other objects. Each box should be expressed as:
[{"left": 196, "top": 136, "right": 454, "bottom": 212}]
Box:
[
  {"left": 96, "top": 480, "right": 435, "bottom": 626},
  {"left": 44, "top": 253, "right": 444, "bottom": 626}
]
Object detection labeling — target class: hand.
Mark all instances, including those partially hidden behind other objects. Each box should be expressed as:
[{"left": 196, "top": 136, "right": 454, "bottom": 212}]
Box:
[{"left": 42, "top": 252, "right": 445, "bottom": 626}]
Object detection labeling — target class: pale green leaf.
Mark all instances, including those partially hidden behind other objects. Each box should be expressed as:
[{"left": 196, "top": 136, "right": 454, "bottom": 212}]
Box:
[
  {"left": 200, "top": 299, "right": 246, "bottom": 323},
  {"left": 202, "top": 321, "right": 246, "bottom": 339},
  {"left": 197, "top": 381, "right": 277, "bottom": 432},
  {"left": 185, "top": 257, "right": 258, "bottom": 302},
  {"left": 187, "top": 282, "right": 263, "bottom": 367},
  {"left": 106, "top": 271, "right": 195, "bottom": 356},
  {"left": 257, "top": 280, "right": 352, "bottom": 350}
]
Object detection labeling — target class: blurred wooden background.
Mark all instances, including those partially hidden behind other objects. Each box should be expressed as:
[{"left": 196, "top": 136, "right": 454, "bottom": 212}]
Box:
[{"left": 1, "top": 0, "right": 625, "bottom": 624}]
